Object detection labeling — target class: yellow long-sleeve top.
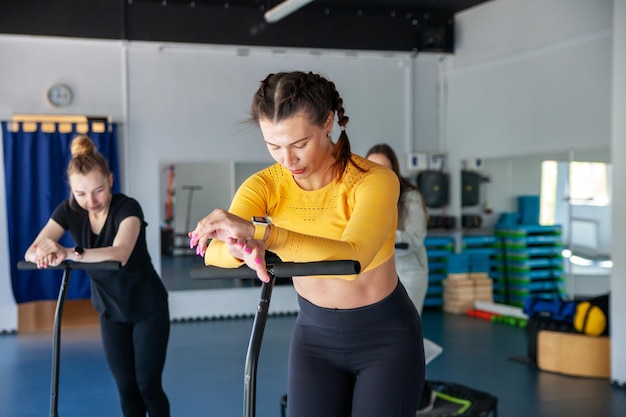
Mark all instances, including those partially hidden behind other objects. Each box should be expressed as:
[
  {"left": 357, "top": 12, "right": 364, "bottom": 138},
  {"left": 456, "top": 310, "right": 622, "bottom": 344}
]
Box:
[{"left": 204, "top": 154, "right": 399, "bottom": 280}]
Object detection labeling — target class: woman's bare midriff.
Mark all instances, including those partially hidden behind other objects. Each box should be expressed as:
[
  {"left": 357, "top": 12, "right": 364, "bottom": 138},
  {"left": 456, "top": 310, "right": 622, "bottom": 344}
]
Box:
[{"left": 292, "top": 257, "right": 399, "bottom": 309}]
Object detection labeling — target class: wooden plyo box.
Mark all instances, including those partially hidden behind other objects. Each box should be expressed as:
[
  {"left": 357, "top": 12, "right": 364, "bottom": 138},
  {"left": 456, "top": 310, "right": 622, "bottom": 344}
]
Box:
[
  {"left": 18, "top": 299, "right": 100, "bottom": 333},
  {"left": 446, "top": 272, "right": 490, "bottom": 281},
  {"left": 443, "top": 276, "right": 493, "bottom": 314},
  {"left": 537, "top": 330, "right": 610, "bottom": 378}
]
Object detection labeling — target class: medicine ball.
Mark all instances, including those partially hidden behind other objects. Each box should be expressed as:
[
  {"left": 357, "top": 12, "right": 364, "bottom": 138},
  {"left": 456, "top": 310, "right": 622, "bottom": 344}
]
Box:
[{"left": 573, "top": 294, "right": 609, "bottom": 336}]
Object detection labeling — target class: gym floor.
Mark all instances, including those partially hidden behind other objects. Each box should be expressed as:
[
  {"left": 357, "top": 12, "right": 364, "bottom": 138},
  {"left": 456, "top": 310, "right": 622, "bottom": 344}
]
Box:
[{"left": 2, "top": 307, "right": 625, "bottom": 417}]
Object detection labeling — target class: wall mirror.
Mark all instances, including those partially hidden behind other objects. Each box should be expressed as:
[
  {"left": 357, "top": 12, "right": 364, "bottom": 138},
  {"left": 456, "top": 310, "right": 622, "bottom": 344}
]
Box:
[
  {"left": 158, "top": 160, "right": 271, "bottom": 291},
  {"left": 463, "top": 146, "right": 612, "bottom": 297}
]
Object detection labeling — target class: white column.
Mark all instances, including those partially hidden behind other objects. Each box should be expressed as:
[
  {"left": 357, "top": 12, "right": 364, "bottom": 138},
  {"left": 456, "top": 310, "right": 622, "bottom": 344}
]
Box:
[{"left": 610, "top": 0, "right": 626, "bottom": 385}]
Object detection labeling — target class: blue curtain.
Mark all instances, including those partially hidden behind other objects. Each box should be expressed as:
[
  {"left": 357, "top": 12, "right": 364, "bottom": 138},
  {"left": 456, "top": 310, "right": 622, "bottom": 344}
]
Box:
[{"left": 2, "top": 122, "right": 120, "bottom": 303}]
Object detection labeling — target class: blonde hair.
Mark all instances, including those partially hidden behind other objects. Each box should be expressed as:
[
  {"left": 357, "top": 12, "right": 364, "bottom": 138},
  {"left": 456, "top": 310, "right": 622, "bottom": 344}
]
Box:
[{"left": 67, "top": 135, "right": 110, "bottom": 178}]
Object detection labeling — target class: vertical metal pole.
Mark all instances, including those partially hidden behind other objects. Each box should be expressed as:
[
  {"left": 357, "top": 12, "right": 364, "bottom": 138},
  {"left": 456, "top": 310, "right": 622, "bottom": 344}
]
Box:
[
  {"left": 49, "top": 263, "right": 71, "bottom": 417},
  {"left": 243, "top": 275, "right": 276, "bottom": 417},
  {"left": 567, "top": 149, "right": 575, "bottom": 298}
]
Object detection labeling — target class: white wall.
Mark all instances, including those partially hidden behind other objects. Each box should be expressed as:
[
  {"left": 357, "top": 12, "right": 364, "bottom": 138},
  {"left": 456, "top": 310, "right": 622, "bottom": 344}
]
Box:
[
  {"left": 0, "top": 36, "right": 126, "bottom": 119},
  {"left": 448, "top": 0, "right": 612, "bottom": 161},
  {"left": 413, "top": 55, "right": 442, "bottom": 153}
]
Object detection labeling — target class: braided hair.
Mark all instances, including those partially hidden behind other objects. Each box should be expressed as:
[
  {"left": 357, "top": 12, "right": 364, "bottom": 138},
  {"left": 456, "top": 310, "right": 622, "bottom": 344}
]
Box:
[{"left": 250, "top": 71, "right": 363, "bottom": 178}]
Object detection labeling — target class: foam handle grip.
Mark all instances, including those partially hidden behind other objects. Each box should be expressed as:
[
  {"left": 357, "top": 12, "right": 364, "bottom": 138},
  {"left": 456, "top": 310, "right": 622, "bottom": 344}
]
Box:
[
  {"left": 191, "top": 260, "right": 360, "bottom": 280},
  {"left": 190, "top": 265, "right": 256, "bottom": 280},
  {"left": 273, "top": 260, "right": 360, "bottom": 277},
  {"left": 17, "top": 260, "right": 121, "bottom": 271}
]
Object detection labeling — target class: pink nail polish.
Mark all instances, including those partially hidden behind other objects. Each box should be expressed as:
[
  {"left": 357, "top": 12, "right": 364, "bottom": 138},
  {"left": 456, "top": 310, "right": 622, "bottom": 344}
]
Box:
[
  {"left": 255, "top": 257, "right": 261, "bottom": 264},
  {"left": 244, "top": 247, "right": 252, "bottom": 254}
]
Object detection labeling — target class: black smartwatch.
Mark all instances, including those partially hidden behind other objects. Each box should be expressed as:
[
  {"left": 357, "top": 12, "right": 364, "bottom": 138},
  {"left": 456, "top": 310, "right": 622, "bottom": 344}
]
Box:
[{"left": 73, "top": 246, "right": 85, "bottom": 260}]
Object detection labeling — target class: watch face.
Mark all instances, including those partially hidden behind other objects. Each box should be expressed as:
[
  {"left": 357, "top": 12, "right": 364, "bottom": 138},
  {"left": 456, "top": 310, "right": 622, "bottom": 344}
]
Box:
[
  {"left": 252, "top": 216, "right": 269, "bottom": 224},
  {"left": 47, "top": 83, "right": 73, "bottom": 107}
]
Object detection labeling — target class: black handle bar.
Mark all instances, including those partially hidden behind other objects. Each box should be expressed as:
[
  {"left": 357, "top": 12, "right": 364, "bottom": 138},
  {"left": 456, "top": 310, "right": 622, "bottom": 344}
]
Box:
[
  {"left": 190, "top": 260, "right": 360, "bottom": 280},
  {"left": 17, "top": 260, "right": 122, "bottom": 271}
]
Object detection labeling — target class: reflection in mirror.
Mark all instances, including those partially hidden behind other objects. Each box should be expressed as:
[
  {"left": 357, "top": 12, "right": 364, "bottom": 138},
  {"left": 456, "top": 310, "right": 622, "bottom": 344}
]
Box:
[
  {"left": 159, "top": 161, "right": 271, "bottom": 291},
  {"left": 545, "top": 148, "right": 612, "bottom": 297},
  {"left": 471, "top": 147, "right": 611, "bottom": 299}
]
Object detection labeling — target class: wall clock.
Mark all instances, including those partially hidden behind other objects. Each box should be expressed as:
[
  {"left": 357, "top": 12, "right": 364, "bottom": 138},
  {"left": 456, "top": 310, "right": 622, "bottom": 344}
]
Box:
[{"left": 46, "top": 83, "right": 73, "bottom": 107}]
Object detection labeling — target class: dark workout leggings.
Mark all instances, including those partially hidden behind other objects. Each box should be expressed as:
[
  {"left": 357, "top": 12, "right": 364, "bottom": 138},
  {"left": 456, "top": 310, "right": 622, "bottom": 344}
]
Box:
[
  {"left": 100, "top": 307, "right": 170, "bottom": 417},
  {"left": 288, "top": 282, "right": 425, "bottom": 417}
]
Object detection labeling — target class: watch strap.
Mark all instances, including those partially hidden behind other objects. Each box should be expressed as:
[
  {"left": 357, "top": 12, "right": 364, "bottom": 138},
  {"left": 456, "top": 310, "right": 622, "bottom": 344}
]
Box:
[{"left": 253, "top": 223, "right": 268, "bottom": 240}]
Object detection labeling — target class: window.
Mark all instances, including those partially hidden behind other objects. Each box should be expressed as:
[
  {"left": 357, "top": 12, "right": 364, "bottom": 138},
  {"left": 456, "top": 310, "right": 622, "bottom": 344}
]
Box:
[
  {"left": 540, "top": 160, "right": 558, "bottom": 225},
  {"left": 540, "top": 160, "right": 610, "bottom": 225},
  {"left": 568, "top": 162, "right": 610, "bottom": 206}
]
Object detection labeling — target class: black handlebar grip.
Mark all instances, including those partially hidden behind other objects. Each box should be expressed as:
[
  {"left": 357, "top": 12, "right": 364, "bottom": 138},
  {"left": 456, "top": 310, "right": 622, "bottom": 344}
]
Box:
[
  {"left": 272, "top": 260, "right": 360, "bottom": 277},
  {"left": 17, "top": 261, "right": 122, "bottom": 271},
  {"left": 190, "top": 265, "right": 258, "bottom": 280},
  {"left": 190, "top": 260, "right": 360, "bottom": 280}
]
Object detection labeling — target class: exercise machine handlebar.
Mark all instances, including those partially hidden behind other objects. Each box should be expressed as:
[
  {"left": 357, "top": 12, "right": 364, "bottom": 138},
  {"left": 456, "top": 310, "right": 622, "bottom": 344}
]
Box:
[
  {"left": 190, "top": 259, "right": 360, "bottom": 280},
  {"left": 18, "top": 260, "right": 122, "bottom": 271}
]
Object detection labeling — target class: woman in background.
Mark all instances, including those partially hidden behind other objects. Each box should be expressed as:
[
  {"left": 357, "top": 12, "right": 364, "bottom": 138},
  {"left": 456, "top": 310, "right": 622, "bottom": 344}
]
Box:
[
  {"left": 366, "top": 144, "right": 437, "bottom": 414},
  {"left": 24, "top": 135, "right": 170, "bottom": 417},
  {"left": 366, "top": 143, "right": 429, "bottom": 313}
]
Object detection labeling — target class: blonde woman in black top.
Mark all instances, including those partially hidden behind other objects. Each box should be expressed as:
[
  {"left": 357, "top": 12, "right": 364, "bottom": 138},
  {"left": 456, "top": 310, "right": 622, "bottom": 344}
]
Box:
[{"left": 24, "top": 135, "right": 170, "bottom": 417}]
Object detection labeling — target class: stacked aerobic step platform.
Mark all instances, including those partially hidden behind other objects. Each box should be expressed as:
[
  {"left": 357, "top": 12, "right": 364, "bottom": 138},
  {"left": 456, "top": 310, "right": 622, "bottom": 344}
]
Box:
[
  {"left": 494, "top": 224, "right": 565, "bottom": 308},
  {"left": 423, "top": 236, "right": 455, "bottom": 308},
  {"left": 461, "top": 235, "right": 500, "bottom": 278}
]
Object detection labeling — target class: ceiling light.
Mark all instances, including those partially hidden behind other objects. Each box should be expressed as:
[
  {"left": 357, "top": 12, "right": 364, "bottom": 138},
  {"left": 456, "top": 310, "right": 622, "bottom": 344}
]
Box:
[{"left": 264, "top": 0, "right": 314, "bottom": 23}]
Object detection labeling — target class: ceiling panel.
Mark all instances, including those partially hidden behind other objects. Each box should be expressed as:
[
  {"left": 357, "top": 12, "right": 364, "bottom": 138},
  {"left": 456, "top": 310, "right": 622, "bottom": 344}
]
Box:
[{"left": 0, "top": 0, "right": 492, "bottom": 52}]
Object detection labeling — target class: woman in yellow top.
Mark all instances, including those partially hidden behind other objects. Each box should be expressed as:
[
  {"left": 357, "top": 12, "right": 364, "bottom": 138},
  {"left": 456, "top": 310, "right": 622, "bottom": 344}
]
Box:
[{"left": 189, "top": 71, "right": 425, "bottom": 417}]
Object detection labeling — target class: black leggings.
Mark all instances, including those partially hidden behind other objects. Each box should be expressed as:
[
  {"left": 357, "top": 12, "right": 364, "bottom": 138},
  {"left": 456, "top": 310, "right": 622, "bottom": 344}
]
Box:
[
  {"left": 100, "top": 307, "right": 170, "bottom": 417},
  {"left": 288, "top": 282, "right": 425, "bottom": 417}
]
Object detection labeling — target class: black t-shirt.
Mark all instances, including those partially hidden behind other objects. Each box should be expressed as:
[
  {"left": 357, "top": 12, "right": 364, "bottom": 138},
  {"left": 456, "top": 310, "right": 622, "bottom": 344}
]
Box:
[{"left": 51, "top": 193, "right": 168, "bottom": 322}]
